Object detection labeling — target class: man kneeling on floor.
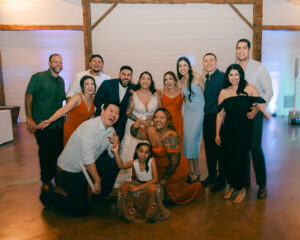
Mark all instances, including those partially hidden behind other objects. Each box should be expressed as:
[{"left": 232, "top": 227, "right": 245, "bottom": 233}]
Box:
[{"left": 40, "top": 101, "right": 120, "bottom": 216}]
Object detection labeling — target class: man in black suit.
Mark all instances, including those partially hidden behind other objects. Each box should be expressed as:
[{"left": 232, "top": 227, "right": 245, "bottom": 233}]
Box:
[
  {"left": 93, "top": 66, "right": 134, "bottom": 195},
  {"left": 94, "top": 65, "right": 134, "bottom": 142}
]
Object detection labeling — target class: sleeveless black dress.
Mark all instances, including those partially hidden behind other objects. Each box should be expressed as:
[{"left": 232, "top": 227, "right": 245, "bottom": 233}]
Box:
[{"left": 218, "top": 96, "right": 266, "bottom": 190}]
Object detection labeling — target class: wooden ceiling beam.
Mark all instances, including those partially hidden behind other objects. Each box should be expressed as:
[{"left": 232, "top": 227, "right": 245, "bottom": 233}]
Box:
[
  {"left": 91, "top": 3, "right": 118, "bottom": 30},
  {"left": 229, "top": 4, "right": 253, "bottom": 30},
  {"left": 85, "top": 0, "right": 260, "bottom": 67},
  {"left": 0, "top": 25, "right": 82, "bottom": 31},
  {"left": 90, "top": 0, "right": 255, "bottom": 3},
  {"left": 263, "top": 25, "right": 300, "bottom": 31}
]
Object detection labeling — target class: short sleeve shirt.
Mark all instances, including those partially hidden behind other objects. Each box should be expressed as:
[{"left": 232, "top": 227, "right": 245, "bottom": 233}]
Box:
[
  {"left": 66, "top": 70, "right": 111, "bottom": 98},
  {"left": 26, "top": 69, "right": 66, "bottom": 128},
  {"left": 57, "top": 117, "right": 114, "bottom": 173}
]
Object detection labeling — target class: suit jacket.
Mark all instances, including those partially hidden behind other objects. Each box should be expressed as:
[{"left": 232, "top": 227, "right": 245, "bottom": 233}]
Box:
[{"left": 94, "top": 78, "right": 135, "bottom": 141}]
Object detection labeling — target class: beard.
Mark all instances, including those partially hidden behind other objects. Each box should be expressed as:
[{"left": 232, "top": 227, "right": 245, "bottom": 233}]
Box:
[
  {"left": 50, "top": 65, "right": 62, "bottom": 74},
  {"left": 119, "top": 78, "right": 129, "bottom": 87},
  {"left": 91, "top": 68, "right": 100, "bottom": 73}
]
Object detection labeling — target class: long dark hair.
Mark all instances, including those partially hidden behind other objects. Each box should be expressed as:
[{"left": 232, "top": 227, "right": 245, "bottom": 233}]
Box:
[
  {"left": 176, "top": 56, "right": 194, "bottom": 101},
  {"left": 153, "top": 107, "right": 176, "bottom": 132},
  {"left": 133, "top": 142, "right": 152, "bottom": 172},
  {"left": 224, "top": 64, "right": 248, "bottom": 96},
  {"left": 80, "top": 75, "right": 96, "bottom": 94},
  {"left": 135, "top": 71, "right": 156, "bottom": 95},
  {"left": 163, "top": 71, "right": 178, "bottom": 86}
]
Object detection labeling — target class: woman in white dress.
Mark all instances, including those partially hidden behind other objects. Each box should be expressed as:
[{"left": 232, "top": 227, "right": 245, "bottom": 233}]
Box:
[{"left": 113, "top": 71, "right": 161, "bottom": 188}]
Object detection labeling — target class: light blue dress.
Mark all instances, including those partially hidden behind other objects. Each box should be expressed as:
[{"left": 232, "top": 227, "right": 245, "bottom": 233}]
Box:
[{"left": 182, "top": 82, "right": 204, "bottom": 159}]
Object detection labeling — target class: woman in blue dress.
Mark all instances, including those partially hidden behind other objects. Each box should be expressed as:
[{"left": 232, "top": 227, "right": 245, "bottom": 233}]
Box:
[{"left": 177, "top": 57, "right": 205, "bottom": 183}]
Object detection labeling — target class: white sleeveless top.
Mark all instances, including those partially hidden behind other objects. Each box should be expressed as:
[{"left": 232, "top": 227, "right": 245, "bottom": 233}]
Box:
[
  {"left": 133, "top": 158, "right": 153, "bottom": 182},
  {"left": 133, "top": 92, "right": 158, "bottom": 120}
]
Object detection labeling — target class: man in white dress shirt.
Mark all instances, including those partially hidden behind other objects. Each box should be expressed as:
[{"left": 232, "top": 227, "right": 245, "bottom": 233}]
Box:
[
  {"left": 40, "top": 101, "right": 120, "bottom": 216},
  {"left": 66, "top": 54, "right": 110, "bottom": 99},
  {"left": 236, "top": 38, "right": 273, "bottom": 199}
]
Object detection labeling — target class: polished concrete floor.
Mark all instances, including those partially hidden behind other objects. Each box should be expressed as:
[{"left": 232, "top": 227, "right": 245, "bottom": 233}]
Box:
[{"left": 0, "top": 117, "right": 300, "bottom": 240}]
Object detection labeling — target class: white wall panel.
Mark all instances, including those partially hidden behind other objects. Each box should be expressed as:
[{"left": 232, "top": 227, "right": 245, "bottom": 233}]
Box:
[
  {"left": 0, "top": 30, "right": 85, "bottom": 122},
  {"left": 0, "top": 0, "right": 82, "bottom": 25},
  {"left": 264, "top": 0, "right": 300, "bottom": 25},
  {"left": 262, "top": 30, "right": 300, "bottom": 115},
  {"left": 92, "top": 3, "right": 253, "bottom": 88}
]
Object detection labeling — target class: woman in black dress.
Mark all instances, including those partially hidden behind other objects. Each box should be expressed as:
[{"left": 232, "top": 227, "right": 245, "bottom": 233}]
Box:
[{"left": 215, "top": 64, "right": 271, "bottom": 203}]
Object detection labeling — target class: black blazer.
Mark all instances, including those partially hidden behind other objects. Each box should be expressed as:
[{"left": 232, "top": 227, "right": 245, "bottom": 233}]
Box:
[{"left": 94, "top": 79, "right": 135, "bottom": 141}]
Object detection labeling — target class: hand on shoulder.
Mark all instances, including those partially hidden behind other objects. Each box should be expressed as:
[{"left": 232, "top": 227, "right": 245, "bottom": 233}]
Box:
[{"left": 193, "top": 72, "right": 205, "bottom": 89}]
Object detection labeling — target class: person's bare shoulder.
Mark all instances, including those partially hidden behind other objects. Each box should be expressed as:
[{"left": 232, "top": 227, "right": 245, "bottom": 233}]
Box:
[{"left": 245, "top": 84, "right": 259, "bottom": 96}]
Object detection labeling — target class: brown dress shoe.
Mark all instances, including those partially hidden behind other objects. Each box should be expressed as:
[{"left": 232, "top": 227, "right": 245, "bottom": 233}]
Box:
[{"left": 257, "top": 186, "right": 268, "bottom": 199}]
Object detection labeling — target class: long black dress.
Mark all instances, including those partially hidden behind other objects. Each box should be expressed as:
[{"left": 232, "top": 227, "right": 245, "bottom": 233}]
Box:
[{"left": 219, "top": 96, "right": 266, "bottom": 190}]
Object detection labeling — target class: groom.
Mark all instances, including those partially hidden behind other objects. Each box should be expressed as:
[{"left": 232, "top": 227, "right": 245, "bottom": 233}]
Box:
[
  {"left": 94, "top": 65, "right": 134, "bottom": 142},
  {"left": 93, "top": 66, "right": 135, "bottom": 195}
]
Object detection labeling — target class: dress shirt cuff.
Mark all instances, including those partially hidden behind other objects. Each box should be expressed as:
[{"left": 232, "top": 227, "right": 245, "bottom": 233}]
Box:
[{"left": 107, "top": 144, "right": 114, "bottom": 158}]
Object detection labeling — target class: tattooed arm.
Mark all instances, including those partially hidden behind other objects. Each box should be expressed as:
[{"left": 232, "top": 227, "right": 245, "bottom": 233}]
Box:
[
  {"left": 126, "top": 95, "right": 139, "bottom": 121},
  {"left": 160, "top": 133, "right": 181, "bottom": 185},
  {"left": 130, "top": 120, "right": 149, "bottom": 140}
]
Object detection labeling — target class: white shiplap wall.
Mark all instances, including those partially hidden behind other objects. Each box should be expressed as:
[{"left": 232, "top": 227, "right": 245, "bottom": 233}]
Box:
[
  {"left": 0, "top": 30, "right": 85, "bottom": 122},
  {"left": 264, "top": 0, "right": 300, "bottom": 25},
  {"left": 92, "top": 3, "right": 253, "bottom": 87},
  {"left": 0, "top": 1, "right": 254, "bottom": 122},
  {"left": 1, "top": 0, "right": 300, "bottom": 121},
  {"left": 0, "top": 0, "right": 82, "bottom": 25}
]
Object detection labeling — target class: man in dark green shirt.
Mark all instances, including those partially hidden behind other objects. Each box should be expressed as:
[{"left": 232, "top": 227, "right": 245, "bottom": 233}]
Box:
[{"left": 25, "top": 53, "right": 66, "bottom": 190}]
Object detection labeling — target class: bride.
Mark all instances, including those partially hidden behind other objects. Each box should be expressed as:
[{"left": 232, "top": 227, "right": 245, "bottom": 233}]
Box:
[{"left": 113, "top": 71, "right": 161, "bottom": 188}]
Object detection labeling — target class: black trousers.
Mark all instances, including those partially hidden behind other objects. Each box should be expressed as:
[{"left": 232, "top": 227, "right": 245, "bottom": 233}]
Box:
[
  {"left": 44, "top": 151, "right": 119, "bottom": 216},
  {"left": 34, "top": 128, "right": 63, "bottom": 183},
  {"left": 203, "top": 113, "right": 225, "bottom": 183},
  {"left": 95, "top": 150, "right": 120, "bottom": 196},
  {"left": 45, "top": 171, "right": 90, "bottom": 216},
  {"left": 248, "top": 113, "right": 267, "bottom": 187}
]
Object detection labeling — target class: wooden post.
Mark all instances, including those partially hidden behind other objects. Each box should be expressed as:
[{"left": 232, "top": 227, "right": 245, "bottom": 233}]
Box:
[
  {"left": 252, "top": 0, "right": 263, "bottom": 61},
  {"left": 0, "top": 51, "right": 5, "bottom": 106},
  {"left": 82, "top": 0, "right": 93, "bottom": 69}
]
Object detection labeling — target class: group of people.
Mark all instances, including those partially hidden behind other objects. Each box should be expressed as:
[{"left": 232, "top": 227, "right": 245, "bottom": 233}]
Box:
[{"left": 25, "top": 38, "right": 273, "bottom": 221}]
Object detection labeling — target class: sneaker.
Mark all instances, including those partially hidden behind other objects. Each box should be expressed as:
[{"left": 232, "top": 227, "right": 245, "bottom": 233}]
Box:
[{"left": 210, "top": 181, "right": 226, "bottom": 193}]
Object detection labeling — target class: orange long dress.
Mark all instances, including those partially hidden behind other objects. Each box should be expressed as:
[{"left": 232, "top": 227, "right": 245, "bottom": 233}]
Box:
[
  {"left": 162, "top": 93, "right": 184, "bottom": 140},
  {"left": 63, "top": 95, "right": 94, "bottom": 146},
  {"left": 152, "top": 146, "right": 205, "bottom": 204}
]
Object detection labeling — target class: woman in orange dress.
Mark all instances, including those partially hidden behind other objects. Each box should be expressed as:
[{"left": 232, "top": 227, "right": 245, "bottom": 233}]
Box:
[
  {"left": 130, "top": 108, "right": 205, "bottom": 204},
  {"left": 37, "top": 75, "right": 96, "bottom": 146},
  {"left": 161, "top": 71, "right": 184, "bottom": 140}
]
